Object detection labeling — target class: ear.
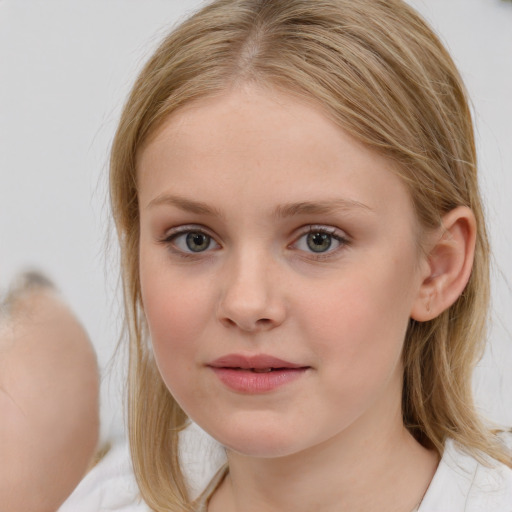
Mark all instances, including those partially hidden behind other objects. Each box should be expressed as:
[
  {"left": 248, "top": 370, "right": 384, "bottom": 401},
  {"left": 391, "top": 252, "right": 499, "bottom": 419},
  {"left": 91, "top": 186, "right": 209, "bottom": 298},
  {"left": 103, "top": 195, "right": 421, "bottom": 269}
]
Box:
[{"left": 410, "top": 206, "right": 476, "bottom": 322}]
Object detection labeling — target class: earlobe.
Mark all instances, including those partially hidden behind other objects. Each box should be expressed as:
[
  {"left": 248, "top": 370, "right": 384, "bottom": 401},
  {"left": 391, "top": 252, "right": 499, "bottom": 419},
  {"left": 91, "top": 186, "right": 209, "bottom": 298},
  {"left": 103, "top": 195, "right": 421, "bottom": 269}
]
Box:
[{"left": 410, "top": 206, "right": 476, "bottom": 322}]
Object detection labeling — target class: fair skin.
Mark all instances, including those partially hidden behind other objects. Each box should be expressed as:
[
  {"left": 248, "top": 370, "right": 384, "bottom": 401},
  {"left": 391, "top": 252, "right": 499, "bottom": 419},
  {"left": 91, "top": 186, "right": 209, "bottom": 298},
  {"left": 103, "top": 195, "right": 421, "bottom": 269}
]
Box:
[
  {"left": 0, "top": 286, "right": 100, "bottom": 512},
  {"left": 137, "top": 85, "right": 474, "bottom": 512}
]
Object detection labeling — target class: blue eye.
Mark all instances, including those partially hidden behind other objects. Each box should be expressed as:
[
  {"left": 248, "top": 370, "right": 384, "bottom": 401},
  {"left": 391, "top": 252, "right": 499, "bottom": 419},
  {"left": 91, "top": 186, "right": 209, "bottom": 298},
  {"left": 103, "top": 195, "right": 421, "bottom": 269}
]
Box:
[{"left": 166, "top": 229, "right": 219, "bottom": 253}]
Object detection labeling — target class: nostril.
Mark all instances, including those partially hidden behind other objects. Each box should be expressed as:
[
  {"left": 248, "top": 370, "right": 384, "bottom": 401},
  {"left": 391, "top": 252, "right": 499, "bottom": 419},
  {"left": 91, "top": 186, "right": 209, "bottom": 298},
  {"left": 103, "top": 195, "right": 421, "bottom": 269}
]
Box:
[
  {"left": 222, "top": 318, "right": 238, "bottom": 328},
  {"left": 220, "top": 316, "right": 275, "bottom": 332}
]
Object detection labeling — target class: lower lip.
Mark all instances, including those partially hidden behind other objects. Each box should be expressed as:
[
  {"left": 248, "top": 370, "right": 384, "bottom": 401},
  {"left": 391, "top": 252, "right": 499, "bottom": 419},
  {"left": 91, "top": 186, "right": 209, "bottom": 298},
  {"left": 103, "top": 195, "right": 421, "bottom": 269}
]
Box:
[{"left": 209, "top": 367, "right": 308, "bottom": 393}]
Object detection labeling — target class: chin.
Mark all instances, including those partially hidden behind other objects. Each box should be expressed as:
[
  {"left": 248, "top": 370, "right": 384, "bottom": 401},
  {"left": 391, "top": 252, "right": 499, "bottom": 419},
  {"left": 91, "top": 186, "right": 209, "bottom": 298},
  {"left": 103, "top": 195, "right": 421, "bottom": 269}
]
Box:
[{"left": 205, "top": 422, "right": 313, "bottom": 459}]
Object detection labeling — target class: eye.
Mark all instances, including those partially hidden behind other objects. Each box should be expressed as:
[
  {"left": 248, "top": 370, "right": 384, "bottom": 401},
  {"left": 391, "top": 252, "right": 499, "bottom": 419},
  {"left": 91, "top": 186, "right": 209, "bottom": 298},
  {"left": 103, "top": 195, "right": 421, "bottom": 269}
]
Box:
[
  {"left": 163, "top": 228, "right": 220, "bottom": 254},
  {"left": 183, "top": 232, "right": 212, "bottom": 252},
  {"left": 305, "top": 232, "right": 333, "bottom": 253},
  {"left": 293, "top": 227, "right": 348, "bottom": 255}
]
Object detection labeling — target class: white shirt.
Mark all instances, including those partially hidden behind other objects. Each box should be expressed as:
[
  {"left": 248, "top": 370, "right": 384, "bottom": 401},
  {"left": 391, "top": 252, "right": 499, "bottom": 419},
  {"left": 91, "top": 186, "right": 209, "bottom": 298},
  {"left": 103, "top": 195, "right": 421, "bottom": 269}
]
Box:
[
  {"left": 59, "top": 435, "right": 512, "bottom": 512},
  {"left": 57, "top": 441, "right": 150, "bottom": 512},
  {"left": 418, "top": 438, "right": 512, "bottom": 511}
]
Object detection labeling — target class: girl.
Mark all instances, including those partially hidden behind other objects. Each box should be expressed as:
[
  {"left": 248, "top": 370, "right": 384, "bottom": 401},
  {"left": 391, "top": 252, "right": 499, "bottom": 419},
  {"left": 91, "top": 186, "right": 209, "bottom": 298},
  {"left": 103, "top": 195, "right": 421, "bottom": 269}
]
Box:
[{"left": 107, "top": 0, "right": 512, "bottom": 510}]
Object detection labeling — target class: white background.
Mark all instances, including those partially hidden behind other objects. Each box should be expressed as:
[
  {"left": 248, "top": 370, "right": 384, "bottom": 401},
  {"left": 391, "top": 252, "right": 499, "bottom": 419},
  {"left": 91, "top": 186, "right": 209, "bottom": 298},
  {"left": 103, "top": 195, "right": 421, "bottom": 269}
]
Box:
[{"left": 1, "top": 0, "right": 511, "bottom": 441}]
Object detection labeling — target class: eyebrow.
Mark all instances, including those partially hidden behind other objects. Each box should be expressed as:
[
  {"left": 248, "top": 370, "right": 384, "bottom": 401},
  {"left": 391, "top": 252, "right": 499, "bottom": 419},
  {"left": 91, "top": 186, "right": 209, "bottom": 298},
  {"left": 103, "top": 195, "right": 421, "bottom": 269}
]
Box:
[
  {"left": 146, "top": 194, "right": 373, "bottom": 218},
  {"left": 146, "top": 194, "right": 224, "bottom": 217},
  {"left": 273, "top": 199, "right": 374, "bottom": 218}
]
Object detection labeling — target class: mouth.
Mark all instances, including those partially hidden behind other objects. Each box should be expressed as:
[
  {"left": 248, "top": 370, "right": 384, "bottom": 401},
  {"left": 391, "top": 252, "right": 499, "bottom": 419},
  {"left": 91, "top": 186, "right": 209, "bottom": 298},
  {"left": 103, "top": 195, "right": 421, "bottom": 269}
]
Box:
[
  {"left": 207, "top": 354, "right": 310, "bottom": 393},
  {"left": 241, "top": 367, "right": 284, "bottom": 373},
  {"left": 208, "top": 354, "right": 308, "bottom": 371}
]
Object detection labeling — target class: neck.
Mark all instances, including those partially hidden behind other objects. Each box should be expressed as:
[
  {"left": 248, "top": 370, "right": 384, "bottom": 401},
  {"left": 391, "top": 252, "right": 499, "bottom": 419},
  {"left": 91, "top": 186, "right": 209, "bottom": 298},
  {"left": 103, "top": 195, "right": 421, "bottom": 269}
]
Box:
[{"left": 209, "top": 399, "right": 438, "bottom": 512}]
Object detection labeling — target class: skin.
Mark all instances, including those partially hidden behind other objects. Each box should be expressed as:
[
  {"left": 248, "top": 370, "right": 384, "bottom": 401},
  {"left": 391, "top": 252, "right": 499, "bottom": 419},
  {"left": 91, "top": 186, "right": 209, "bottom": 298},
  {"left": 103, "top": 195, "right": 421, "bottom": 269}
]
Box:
[
  {"left": 0, "top": 288, "right": 100, "bottom": 512},
  {"left": 137, "top": 85, "right": 444, "bottom": 512}
]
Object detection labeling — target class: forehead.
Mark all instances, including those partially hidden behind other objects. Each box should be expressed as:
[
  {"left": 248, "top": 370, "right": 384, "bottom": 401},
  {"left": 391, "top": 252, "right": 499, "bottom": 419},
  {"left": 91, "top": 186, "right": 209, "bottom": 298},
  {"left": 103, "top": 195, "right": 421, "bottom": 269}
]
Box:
[{"left": 136, "top": 85, "right": 415, "bottom": 223}]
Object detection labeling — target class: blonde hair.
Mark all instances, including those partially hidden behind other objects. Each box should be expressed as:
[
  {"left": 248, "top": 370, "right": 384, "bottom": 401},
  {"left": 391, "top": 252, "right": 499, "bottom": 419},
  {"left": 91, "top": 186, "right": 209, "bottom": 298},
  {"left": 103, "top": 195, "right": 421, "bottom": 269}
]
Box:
[{"left": 110, "top": 0, "right": 511, "bottom": 509}]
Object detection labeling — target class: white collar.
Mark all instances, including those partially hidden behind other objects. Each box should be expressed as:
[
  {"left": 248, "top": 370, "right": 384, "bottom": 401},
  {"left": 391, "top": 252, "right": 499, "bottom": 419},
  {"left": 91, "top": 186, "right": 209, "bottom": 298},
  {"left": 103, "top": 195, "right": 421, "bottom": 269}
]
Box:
[{"left": 418, "top": 438, "right": 512, "bottom": 512}]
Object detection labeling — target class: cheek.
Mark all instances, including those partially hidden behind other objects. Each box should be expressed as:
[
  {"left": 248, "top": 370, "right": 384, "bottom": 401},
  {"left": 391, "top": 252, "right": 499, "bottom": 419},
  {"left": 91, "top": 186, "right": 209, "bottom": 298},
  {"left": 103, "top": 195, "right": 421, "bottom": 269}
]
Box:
[
  {"left": 139, "top": 252, "right": 212, "bottom": 391},
  {"left": 142, "top": 278, "right": 201, "bottom": 343},
  {"left": 142, "top": 281, "right": 209, "bottom": 409},
  {"left": 300, "top": 254, "right": 417, "bottom": 385}
]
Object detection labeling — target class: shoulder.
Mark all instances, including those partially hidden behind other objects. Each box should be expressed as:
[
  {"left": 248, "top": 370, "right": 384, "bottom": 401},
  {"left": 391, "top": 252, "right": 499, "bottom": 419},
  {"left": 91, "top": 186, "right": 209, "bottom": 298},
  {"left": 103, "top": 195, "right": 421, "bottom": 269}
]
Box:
[
  {"left": 419, "top": 437, "right": 512, "bottom": 512},
  {"left": 58, "top": 440, "right": 150, "bottom": 512},
  {"left": 58, "top": 424, "right": 225, "bottom": 512}
]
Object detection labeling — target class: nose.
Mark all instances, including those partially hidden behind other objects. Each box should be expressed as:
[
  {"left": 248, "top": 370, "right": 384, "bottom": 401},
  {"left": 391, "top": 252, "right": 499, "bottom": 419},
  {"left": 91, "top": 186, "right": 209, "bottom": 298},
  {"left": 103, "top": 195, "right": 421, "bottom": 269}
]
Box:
[{"left": 217, "top": 250, "right": 286, "bottom": 333}]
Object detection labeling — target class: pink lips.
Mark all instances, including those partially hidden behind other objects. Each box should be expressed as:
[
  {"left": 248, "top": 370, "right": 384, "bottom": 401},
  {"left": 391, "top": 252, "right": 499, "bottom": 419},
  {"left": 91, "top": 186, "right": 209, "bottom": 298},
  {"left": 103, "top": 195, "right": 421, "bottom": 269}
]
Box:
[{"left": 208, "top": 354, "right": 309, "bottom": 393}]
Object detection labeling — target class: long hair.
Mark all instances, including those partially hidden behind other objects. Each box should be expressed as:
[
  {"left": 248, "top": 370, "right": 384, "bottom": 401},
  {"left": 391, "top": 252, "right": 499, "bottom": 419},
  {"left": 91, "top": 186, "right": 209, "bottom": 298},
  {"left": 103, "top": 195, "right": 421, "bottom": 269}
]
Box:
[{"left": 110, "top": 0, "right": 510, "bottom": 509}]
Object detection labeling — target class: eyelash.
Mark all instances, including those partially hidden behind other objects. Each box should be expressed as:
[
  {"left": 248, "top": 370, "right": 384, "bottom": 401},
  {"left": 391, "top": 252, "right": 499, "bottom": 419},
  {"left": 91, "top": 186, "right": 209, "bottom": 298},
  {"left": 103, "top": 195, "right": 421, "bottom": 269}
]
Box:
[
  {"left": 159, "top": 225, "right": 350, "bottom": 260},
  {"left": 291, "top": 226, "right": 350, "bottom": 261},
  {"left": 159, "top": 225, "right": 219, "bottom": 259}
]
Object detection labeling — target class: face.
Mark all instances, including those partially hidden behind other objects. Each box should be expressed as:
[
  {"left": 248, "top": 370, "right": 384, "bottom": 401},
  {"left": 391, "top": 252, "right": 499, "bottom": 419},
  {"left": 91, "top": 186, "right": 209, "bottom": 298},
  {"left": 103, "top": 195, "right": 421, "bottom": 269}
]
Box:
[{"left": 137, "top": 85, "right": 430, "bottom": 458}]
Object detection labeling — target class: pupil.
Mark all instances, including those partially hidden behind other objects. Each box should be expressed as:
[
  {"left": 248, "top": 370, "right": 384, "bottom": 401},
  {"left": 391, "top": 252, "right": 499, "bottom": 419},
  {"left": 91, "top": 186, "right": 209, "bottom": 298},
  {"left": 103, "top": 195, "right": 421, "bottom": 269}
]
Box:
[
  {"left": 186, "top": 232, "right": 210, "bottom": 252},
  {"left": 307, "top": 232, "right": 331, "bottom": 253}
]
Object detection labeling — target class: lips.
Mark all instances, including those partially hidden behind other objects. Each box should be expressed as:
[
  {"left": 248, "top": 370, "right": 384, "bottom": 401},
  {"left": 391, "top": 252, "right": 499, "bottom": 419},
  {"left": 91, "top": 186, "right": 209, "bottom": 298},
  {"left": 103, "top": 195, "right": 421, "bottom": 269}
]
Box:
[
  {"left": 209, "top": 354, "right": 307, "bottom": 371},
  {"left": 208, "top": 354, "right": 310, "bottom": 393}
]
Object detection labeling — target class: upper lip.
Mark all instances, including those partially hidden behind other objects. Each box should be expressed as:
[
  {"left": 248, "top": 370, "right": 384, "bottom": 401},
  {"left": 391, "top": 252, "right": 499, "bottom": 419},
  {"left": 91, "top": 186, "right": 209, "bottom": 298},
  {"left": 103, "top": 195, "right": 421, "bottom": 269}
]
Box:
[{"left": 208, "top": 354, "right": 307, "bottom": 370}]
